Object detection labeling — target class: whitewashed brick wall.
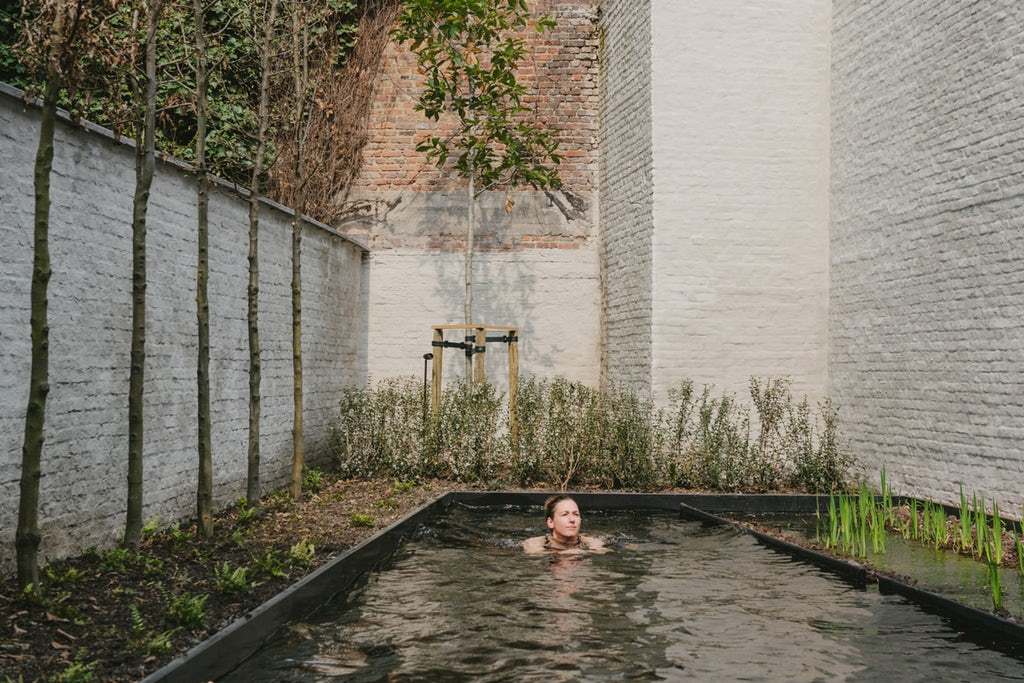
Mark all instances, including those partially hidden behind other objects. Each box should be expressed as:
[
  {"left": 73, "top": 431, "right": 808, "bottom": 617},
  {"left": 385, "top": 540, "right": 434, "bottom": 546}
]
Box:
[
  {"left": 0, "top": 88, "right": 366, "bottom": 567},
  {"left": 830, "top": 0, "right": 1024, "bottom": 513},
  {"left": 599, "top": 0, "right": 654, "bottom": 392},
  {"left": 648, "top": 0, "right": 832, "bottom": 405}
]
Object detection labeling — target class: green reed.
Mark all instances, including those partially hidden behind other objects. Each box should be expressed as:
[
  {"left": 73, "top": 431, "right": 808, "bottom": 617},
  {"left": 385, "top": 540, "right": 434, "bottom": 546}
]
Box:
[
  {"left": 974, "top": 494, "right": 987, "bottom": 560},
  {"left": 1014, "top": 531, "right": 1023, "bottom": 575},
  {"left": 821, "top": 482, "right": 888, "bottom": 559},
  {"left": 987, "top": 557, "right": 1003, "bottom": 611},
  {"left": 991, "top": 501, "right": 1003, "bottom": 566},
  {"left": 957, "top": 483, "right": 972, "bottom": 554}
]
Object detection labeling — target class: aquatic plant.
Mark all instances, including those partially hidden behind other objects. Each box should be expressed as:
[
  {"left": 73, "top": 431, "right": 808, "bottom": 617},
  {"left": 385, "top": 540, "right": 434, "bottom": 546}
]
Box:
[
  {"left": 910, "top": 499, "right": 919, "bottom": 541},
  {"left": 983, "top": 538, "right": 1003, "bottom": 612},
  {"left": 975, "top": 494, "right": 989, "bottom": 560},
  {"left": 1014, "top": 531, "right": 1023, "bottom": 575},
  {"left": 821, "top": 484, "right": 888, "bottom": 559},
  {"left": 990, "top": 502, "right": 1003, "bottom": 566},
  {"left": 957, "top": 484, "right": 972, "bottom": 554}
]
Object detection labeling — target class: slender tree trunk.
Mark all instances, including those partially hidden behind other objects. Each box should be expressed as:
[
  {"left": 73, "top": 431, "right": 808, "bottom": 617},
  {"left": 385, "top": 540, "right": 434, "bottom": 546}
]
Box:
[
  {"left": 16, "top": 80, "right": 59, "bottom": 589},
  {"left": 288, "top": 4, "right": 306, "bottom": 501},
  {"left": 246, "top": 0, "right": 279, "bottom": 505},
  {"left": 125, "top": 0, "right": 161, "bottom": 547},
  {"left": 464, "top": 77, "right": 476, "bottom": 378},
  {"left": 194, "top": 0, "right": 213, "bottom": 536}
]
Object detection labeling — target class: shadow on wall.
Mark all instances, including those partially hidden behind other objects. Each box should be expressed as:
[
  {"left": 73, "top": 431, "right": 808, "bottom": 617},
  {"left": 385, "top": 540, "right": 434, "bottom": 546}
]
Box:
[{"left": 426, "top": 197, "right": 565, "bottom": 393}]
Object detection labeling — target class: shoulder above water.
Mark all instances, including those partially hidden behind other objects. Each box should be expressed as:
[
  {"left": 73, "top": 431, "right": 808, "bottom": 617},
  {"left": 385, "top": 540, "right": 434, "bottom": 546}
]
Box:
[{"left": 522, "top": 534, "right": 607, "bottom": 554}]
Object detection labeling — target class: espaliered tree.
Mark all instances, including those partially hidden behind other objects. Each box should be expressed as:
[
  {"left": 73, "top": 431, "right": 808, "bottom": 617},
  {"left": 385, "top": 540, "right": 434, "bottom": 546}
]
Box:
[
  {"left": 393, "top": 0, "right": 562, "bottom": 339},
  {"left": 124, "top": 0, "right": 165, "bottom": 547},
  {"left": 13, "top": 0, "right": 109, "bottom": 589}
]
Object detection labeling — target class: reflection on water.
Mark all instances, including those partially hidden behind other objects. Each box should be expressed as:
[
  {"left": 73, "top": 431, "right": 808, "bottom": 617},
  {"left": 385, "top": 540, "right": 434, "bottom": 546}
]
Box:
[{"left": 225, "top": 508, "right": 1024, "bottom": 682}]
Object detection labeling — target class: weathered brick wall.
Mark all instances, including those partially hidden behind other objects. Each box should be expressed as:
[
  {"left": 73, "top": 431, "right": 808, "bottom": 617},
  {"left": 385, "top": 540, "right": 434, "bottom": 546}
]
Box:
[
  {"left": 343, "top": 0, "right": 603, "bottom": 388},
  {"left": 598, "top": 0, "right": 653, "bottom": 392},
  {"left": 831, "top": 1, "right": 1024, "bottom": 512},
  {"left": 0, "top": 88, "right": 366, "bottom": 567},
  {"left": 649, "top": 0, "right": 831, "bottom": 405}
]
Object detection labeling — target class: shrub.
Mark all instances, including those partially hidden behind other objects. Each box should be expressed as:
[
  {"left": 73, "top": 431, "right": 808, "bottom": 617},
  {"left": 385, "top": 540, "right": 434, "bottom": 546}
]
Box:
[
  {"left": 213, "top": 562, "right": 251, "bottom": 594},
  {"left": 288, "top": 540, "right": 316, "bottom": 567},
  {"left": 167, "top": 593, "right": 207, "bottom": 629},
  {"left": 332, "top": 375, "right": 853, "bottom": 493},
  {"left": 349, "top": 513, "right": 374, "bottom": 528}
]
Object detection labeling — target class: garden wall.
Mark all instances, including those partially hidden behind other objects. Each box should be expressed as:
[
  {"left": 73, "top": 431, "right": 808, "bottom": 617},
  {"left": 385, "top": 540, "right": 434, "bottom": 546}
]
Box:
[
  {"left": 648, "top": 0, "right": 832, "bottom": 405},
  {"left": 338, "top": 0, "right": 602, "bottom": 391},
  {"left": 830, "top": 1, "right": 1024, "bottom": 512},
  {"left": 0, "top": 85, "right": 367, "bottom": 568},
  {"left": 598, "top": 0, "right": 654, "bottom": 392}
]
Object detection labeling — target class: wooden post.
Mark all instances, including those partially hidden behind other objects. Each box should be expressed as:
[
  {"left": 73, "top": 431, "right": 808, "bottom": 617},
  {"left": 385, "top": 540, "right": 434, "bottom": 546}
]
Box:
[
  {"left": 431, "top": 329, "right": 443, "bottom": 416},
  {"left": 508, "top": 328, "right": 519, "bottom": 445},
  {"left": 473, "top": 326, "right": 486, "bottom": 384}
]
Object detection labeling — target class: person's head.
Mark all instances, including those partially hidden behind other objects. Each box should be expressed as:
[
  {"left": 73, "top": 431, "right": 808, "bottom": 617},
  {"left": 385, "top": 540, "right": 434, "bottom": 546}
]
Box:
[{"left": 544, "top": 495, "right": 581, "bottom": 542}]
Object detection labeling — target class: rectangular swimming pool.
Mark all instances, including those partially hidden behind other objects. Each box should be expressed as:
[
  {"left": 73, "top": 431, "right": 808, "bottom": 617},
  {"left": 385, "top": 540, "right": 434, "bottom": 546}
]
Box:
[{"left": 221, "top": 504, "right": 1024, "bottom": 681}]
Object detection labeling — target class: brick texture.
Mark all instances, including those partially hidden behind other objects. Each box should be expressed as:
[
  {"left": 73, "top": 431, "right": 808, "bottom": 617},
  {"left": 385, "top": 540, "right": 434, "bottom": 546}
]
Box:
[
  {"left": 341, "top": 1, "right": 603, "bottom": 387},
  {"left": 598, "top": 0, "right": 653, "bottom": 392},
  {"left": 649, "top": 0, "right": 831, "bottom": 405},
  {"left": 831, "top": 0, "right": 1024, "bottom": 511},
  {"left": 0, "top": 91, "right": 365, "bottom": 567}
]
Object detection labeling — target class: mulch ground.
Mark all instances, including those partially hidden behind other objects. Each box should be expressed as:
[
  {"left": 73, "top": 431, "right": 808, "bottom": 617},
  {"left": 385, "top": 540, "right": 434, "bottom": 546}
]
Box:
[{"left": 0, "top": 475, "right": 470, "bottom": 682}]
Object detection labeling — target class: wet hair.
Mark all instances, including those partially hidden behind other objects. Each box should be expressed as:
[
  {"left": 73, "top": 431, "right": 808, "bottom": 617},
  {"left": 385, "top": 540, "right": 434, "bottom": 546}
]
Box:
[{"left": 544, "top": 495, "right": 577, "bottom": 520}]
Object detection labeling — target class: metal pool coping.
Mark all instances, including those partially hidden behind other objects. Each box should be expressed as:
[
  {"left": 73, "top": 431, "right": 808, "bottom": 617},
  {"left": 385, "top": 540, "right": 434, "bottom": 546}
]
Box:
[
  {"left": 143, "top": 491, "right": 1022, "bottom": 681},
  {"left": 677, "top": 501, "right": 1024, "bottom": 647}
]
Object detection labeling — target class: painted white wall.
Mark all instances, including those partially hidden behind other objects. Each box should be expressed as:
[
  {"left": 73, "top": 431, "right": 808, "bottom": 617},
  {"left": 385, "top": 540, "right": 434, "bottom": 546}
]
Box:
[
  {"left": 649, "top": 0, "right": 832, "bottom": 404},
  {"left": 831, "top": 0, "right": 1024, "bottom": 512},
  {"left": 363, "top": 246, "right": 601, "bottom": 394}
]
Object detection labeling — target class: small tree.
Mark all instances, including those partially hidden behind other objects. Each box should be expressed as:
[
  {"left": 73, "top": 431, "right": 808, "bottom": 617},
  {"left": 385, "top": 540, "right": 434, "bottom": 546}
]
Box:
[
  {"left": 124, "top": 0, "right": 165, "bottom": 547},
  {"left": 393, "top": 0, "right": 562, "bottom": 338},
  {"left": 13, "top": 0, "right": 110, "bottom": 588},
  {"left": 244, "top": 0, "right": 282, "bottom": 505},
  {"left": 193, "top": 0, "right": 213, "bottom": 536},
  {"left": 281, "top": 0, "right": 345, "bottom": 501}
]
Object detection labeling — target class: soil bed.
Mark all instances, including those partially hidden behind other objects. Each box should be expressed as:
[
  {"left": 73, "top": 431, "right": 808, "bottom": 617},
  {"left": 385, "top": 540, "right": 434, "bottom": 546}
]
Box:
[{"left": 0, "top": 475, "right": 461, "bottom": 682}]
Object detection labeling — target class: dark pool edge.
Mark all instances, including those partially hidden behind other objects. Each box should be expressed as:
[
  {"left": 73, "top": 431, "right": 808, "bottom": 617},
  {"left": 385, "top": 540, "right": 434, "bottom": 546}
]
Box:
[
  {"left": 140, "top": 491, "right": 454, "bottom": 683},
  {"left": 450, "top": 490, "right": 829, "bottom": 513},
  {"left": 678, "top": 502, "right": 1024, "bottom": 645}
]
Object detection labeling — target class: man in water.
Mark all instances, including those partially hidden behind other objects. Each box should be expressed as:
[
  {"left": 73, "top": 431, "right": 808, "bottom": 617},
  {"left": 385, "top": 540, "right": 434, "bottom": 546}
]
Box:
[{"left": 522, "top": 495, "right": 607, "bottom": 553}]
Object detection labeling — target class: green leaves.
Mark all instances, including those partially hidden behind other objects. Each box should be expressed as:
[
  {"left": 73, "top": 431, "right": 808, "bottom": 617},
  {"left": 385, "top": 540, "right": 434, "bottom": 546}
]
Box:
[{"left": 394, "top": 0, "right": 562, "bottom": 193}]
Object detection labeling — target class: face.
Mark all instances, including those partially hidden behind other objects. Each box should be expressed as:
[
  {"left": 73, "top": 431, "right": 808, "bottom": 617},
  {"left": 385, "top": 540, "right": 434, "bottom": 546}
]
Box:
[{"left": 546, "top": 499, "right": 581, "bottom": 541}]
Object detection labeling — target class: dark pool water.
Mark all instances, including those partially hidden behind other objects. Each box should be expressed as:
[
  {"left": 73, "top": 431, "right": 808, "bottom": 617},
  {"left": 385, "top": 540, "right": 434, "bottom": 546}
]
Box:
[{"left": 225, "top": 507, "right": 1024, "bottom": 681}]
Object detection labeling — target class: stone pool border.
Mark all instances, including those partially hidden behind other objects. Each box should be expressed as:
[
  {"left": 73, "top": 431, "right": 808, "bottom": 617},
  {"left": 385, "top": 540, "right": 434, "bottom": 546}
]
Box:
[{"left": 143, "top": 492, "right": 1021, "bottom": 681}]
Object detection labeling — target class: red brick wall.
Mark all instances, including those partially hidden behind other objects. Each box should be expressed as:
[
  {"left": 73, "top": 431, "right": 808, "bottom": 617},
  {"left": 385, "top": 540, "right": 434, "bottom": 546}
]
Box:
[{"left": 349, "top": 1, "right": 600, "bottom": 199}]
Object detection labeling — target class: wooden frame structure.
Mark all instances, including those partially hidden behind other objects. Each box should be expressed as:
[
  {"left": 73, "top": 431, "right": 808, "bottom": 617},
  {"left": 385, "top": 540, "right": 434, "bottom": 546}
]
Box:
[{"left": 430, "top": 323, "right": 519, "bottom": 438}]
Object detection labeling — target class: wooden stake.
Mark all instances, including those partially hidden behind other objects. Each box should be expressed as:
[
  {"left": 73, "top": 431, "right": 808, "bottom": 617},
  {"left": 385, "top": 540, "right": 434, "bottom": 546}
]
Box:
[
  {"left": 474, "top": 327, "right": 486, "bottom": 384},
  {"left": 431, "top": 329, "right": 443, "bottom": 415},
  {"left": 508, "top": 329, "right": 519, "bottom": 445}
]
